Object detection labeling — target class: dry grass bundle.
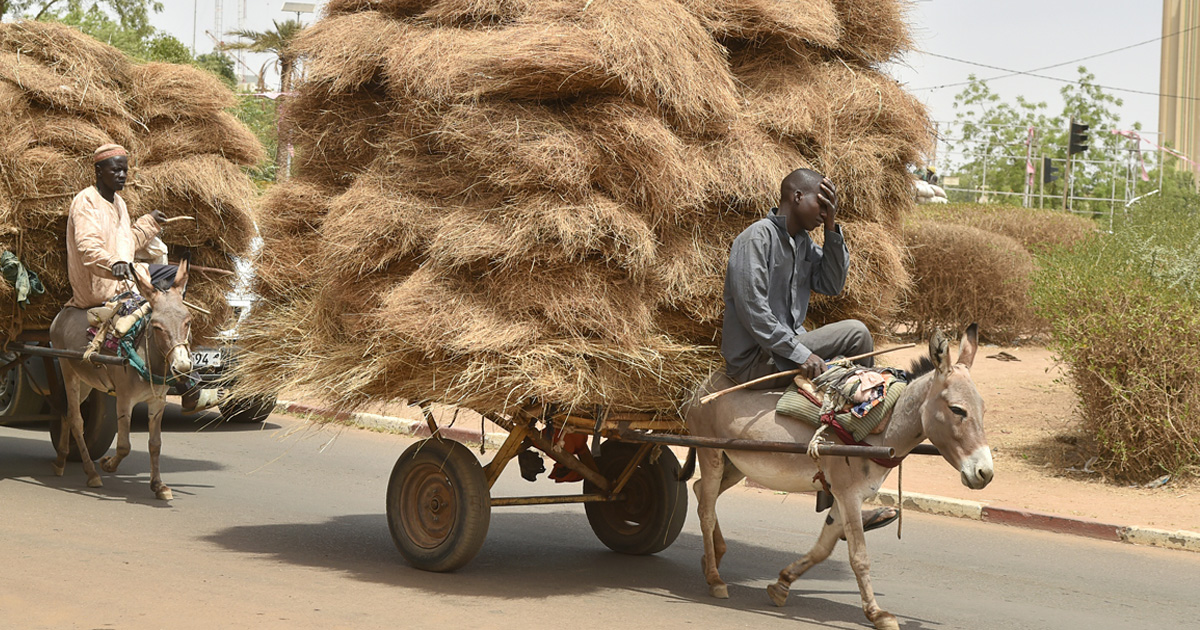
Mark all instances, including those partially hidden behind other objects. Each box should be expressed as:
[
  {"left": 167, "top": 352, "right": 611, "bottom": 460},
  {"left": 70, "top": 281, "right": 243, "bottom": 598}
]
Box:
[
  {"left": 899, "top": 219, "right": 1040, "bottom": 344},
  {"left": 287, "top": 85, "right": 398, "bottom": 188},
  {"left": 126, "top": 155, "right": 256, "bottom": 252},
  {"left": 0, "top": 26, "right": 259, "bottom": 337},
  {"left": 10, "top": 112, "right": 120, "bottom": 159},
  {"left": 911, "top": 203, "right": 1098, "bottom": 253},
  {"left": 0, "top": 51, "right": 129, "bottom": 119},
  {"left": 830, "top": 0, "right": 912, "bottom": 64},
  {"left": 127, "top": 62, "right": 236, "bottom": 122},
  {"left": 324, "top": 0, "right": 436, "bottom": 19},
  {"left": 255, "top": 178, "right": 332, "bottom": 237},
  {"left": 138, "top": 112, "right": 266, "bottom": 167},
  {"left": 808, "top": 220, "right": 909, "bottom": 332},
  {"left": 236, "top": 0, "right": 928, "bottom": 414},
  {"left": 0, "top": 20, "right": 132, "bottom": 89},
  {"left": 5, "top": 146, "right": 90, "bottom": 227},
  {"left": 539, "top": 0, "right": 740, "bottom": 131},
  {"left": 381, "top": 22, "right": 616, "bottom": 104},
  {"left": 293, "top": 11, "right": 408, "bottom": 96},
  {"left": 680, "top": 0, "right": 842, "bottom": 48}
]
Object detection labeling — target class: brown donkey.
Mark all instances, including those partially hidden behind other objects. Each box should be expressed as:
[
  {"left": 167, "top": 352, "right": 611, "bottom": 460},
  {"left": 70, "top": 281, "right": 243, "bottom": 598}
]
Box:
[
  {"left": 682, "top": 325, "right": 993, "bottom": 630},
  {"left": 49, "top": 260, "right": 193, "bottom": 500}
]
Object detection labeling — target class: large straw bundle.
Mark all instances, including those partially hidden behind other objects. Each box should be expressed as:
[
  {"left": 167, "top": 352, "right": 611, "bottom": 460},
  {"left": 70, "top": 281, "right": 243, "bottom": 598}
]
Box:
[
  {"left": 0, "top": 21, "right": 262, "bottom": 342},
  {"left": 235, "top": 0, "right": 930, "bottom": 414}
]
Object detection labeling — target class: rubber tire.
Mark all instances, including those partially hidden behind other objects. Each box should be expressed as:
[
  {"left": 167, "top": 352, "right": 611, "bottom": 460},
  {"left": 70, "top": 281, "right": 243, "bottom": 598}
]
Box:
[
  {"left": 48, "top": 391, "right": 118, "bottom": 463},
  {"left": 219, "top": 394, "right": 276, "bottom": 423},
  {"left": 584, "top": 441, "right": 688, "bottom": 555},
  {"left": 0, "top": 363, "right": 46, "bottom": 418},
  {"left": 386, "top": 438, "right": 491, "bottom": 572}
]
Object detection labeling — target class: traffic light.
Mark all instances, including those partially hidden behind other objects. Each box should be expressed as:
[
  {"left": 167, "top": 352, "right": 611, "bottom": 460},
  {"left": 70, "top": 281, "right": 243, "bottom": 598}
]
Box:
[
  {"left": 1068, "top": 121, "right": 1089, "bottom": 155},
  {"left": 1043, "top": 157, "right": 1059, "bottom": 183}
]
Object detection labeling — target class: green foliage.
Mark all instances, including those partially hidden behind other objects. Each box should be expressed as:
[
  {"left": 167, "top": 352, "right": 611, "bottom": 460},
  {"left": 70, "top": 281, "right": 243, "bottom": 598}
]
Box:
[
  {"left": 196, "top": 52, "right": 237, "bottom": 88},
  {"left": 232, "top": 95, "right": 279, "bottom": 184},
  {"left": 1032, "top": 197, "right": 1200, "bottom": 481}
]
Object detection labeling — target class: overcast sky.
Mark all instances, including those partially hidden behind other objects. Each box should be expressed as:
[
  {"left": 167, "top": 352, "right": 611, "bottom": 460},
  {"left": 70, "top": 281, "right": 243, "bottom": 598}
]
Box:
[{"left": 154, "top": 1, "right": 1167, "bottom": 134}]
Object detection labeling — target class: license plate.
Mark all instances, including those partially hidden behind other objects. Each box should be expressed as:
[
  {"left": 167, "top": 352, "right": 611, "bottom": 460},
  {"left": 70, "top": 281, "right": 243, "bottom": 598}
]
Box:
[{"left": 192, "top": 350, "right": 222, "bottom": 369}]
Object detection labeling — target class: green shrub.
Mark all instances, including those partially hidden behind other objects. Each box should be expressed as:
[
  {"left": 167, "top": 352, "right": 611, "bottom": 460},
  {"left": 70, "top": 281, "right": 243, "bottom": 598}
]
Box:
[{"left": 1032, "top": 198, "right": 1200, "bottom": 482}]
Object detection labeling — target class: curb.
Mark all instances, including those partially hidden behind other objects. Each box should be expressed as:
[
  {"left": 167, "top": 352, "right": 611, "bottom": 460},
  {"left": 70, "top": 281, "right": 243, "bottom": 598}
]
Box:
[{"left": 276, "top": 400, "right": 1200, "bottom": 554}]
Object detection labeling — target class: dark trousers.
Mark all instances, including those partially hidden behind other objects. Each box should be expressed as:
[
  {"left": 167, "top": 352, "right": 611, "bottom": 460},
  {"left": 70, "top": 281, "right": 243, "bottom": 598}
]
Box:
[
  {"left": 737, "top": 319, "right": 874, "bottom": 389},
  {"left": 147, "top": 263, "right": 179, "bottom": 293}
]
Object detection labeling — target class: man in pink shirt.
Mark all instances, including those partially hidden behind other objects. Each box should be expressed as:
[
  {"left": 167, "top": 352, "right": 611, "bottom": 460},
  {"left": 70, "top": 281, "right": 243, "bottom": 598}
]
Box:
[
  {"left": 65, "top": 144, "right": 214, "bottom": 411},
  {"left": 65, "top": 144, "right": 167, "bottom": 308}
]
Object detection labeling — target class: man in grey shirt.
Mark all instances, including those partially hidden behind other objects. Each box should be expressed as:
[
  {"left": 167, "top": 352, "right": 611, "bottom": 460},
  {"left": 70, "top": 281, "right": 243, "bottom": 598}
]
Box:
[
  {"left": 722, "top": 168, "right": 873, "bottom": 387},
  {"left": 721, "top": 168, "right": 895, "bottom": 531}
]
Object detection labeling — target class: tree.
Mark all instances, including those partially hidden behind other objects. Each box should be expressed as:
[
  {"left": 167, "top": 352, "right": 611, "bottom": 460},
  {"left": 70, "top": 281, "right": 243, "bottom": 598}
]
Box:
[
  {"left": 221, "top": 19, "right": 303, "bottom": 180},
  {"left": 943, "top": 66, "right": 1167, "bottom": 215}
]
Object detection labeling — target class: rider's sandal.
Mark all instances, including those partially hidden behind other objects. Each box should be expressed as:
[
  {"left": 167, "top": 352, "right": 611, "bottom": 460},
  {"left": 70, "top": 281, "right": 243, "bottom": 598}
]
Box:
[{"left": 835, "top": 506, "right": 899, "bottom": 541}]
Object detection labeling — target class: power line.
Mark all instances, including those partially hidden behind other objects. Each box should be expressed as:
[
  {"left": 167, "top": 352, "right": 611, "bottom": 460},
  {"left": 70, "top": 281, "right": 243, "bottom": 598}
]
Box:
[
  {"left": 910, "top": 22, "right": 1200, "bottom": 95},
  {"left": 912, "top": 51, "right": 1200, "bottom": 102}
]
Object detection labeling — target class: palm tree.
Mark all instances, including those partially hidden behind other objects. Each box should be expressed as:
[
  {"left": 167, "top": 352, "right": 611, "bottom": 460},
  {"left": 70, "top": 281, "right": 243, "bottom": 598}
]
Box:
[{"left": 222, "top": 19, "right": 304, "bottom": 179}]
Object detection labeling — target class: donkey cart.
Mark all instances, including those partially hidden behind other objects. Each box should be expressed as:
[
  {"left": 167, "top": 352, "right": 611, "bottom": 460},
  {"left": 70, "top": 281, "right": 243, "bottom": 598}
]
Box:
[
  {"left": 387, "top": 401, "right": 939, "bottom": 572},
  {"left": 1, "top": 329, "right": 122, "bottom": 460}
]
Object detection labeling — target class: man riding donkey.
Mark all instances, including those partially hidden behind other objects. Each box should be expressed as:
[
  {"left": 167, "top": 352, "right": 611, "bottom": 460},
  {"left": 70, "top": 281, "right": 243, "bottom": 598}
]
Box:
[
  {"left": 720, "top": 168, "right": 898, "bottom": 533},
  {"left": 51, "top": 143, "right": 212, "bottom": 498}
]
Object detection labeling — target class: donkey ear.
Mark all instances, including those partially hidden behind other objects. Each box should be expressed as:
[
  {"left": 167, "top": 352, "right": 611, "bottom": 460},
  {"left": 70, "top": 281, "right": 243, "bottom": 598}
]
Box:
[
  {"left": 957, "top": 323, "right": 979, "bottom": 368},
  {"left": 132, "top": 264, "right": 156, "bottom": 299},
  {"left": 929, "top": 329, "right": 951, "bottom": 375},
  {"left": 172, "top": 256, "right": 189, "bottom": 293}
]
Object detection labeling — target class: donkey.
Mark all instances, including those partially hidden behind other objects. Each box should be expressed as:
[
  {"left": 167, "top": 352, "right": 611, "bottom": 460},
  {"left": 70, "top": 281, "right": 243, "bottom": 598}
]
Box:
[
  {"left": 682, "top": 325, "right": 993, "bottom": 630},
  {"left": 49, "top": 260, "right": 193, "bottom": 500}
]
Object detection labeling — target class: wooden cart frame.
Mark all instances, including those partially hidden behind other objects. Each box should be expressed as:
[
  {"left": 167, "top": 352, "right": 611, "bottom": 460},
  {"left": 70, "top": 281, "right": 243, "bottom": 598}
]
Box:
[{"left": 385, "top": 402, "right": 941, "bottom": 572}]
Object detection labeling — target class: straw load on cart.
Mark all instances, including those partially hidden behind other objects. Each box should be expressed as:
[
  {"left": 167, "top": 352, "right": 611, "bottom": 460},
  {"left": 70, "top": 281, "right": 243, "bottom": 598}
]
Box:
[
  {"left": 234, "top": 0, "right": 931, "bottom": 414},
  {"left": 0, "top": 20, "right": 262, "bottom": 343}
]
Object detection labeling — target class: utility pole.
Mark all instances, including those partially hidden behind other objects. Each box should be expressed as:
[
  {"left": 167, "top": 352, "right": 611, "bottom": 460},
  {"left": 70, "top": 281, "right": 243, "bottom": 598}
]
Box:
[{"left": 214, "top": 0, "right": 223, "bottom": 49}]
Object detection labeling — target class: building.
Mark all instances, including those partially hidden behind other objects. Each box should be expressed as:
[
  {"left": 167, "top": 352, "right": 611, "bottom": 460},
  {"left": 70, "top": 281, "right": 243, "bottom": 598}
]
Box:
[{"left": 1159, "top": 0, "right": 1200, "bottom": 181}]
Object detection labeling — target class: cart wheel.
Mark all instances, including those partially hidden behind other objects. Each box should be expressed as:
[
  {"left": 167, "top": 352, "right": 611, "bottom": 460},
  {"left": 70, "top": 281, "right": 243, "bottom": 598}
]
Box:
[
  {"left": 386, "top": 438, "right": 491, "bottom": 572},
  {"left": 0, "top": 363, "right": 44, "bottom": 417},
  {"left": 584, "top": 441, "right": 687, "bottom": 555},
  {"left": 48, "top": 391, "right": 118, "bottom": 462}
]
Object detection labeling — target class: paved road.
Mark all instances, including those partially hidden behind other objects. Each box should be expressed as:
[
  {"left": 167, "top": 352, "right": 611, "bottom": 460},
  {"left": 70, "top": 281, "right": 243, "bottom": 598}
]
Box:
[{"left": 3, "top": 410, "right": 1199, "bottom": 630}]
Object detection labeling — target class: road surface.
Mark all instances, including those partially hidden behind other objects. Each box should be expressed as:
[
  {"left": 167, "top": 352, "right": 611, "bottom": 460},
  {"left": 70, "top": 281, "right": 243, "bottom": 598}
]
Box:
[{"left": 2, "top": 409, "right": 1198, "bottom": 630}]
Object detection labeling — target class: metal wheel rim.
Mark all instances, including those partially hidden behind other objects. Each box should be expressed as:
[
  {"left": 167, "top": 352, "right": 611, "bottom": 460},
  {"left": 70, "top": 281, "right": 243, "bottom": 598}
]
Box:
[
  {"left": 400, "top": 462, "right": 458, "bottom": 549},
  {"left": 0, "top": 368, "right": 16, "bottom": 410}
]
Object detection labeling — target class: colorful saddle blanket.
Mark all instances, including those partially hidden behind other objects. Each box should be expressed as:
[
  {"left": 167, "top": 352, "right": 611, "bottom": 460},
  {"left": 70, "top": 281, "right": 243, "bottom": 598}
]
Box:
[
  {"left": 86, "top": 292, "right": 149, "bottom": 352},
  {"left": 776, "top": 365, "right": 909, "bottom": 442}
]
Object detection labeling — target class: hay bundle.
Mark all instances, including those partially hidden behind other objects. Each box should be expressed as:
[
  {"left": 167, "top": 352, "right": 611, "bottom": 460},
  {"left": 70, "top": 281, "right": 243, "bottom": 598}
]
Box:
[
  {"left": 900, "top": 219, "right": 1040, "bottom": 344},
  {"left": 235, "top": 0, "right": 929, "bottom": 413},
  {"left": 0, "top": 21, "right": 262, "bottom": 343}
]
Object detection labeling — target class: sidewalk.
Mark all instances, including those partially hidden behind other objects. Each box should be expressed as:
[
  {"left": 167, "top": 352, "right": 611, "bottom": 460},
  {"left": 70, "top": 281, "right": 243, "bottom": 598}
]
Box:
[{"left": 275, "top": 398, "right": 1200, "bottom": 554}]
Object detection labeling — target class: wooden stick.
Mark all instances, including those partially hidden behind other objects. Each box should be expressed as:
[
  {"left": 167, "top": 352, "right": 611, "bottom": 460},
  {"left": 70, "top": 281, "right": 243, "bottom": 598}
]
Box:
[
  {"left": 181, "top": 299, "right": 212, "bottom": 315},
  {"left": 168, "top": 261, "right": 236, "bottom": 277},
  {"left": 699, "top": 344, "right": 916, "bottom": 405},
  {"left": 159, "top": 216, "right": 196, "bottom": 225}
]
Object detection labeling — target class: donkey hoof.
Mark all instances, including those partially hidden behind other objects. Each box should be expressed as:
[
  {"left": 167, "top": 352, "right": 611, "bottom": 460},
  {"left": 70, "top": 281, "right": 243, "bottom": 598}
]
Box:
[
  {"left": 100, "top": 457, "right": 118, "bottom": 473},
  {"left": 87, "top": 476, "right": 103, "bottom": 488},
  {"left": 51, "top": 462, "right": 65, "bottom": 477},
  {"left": 708, "top": 583, "right": 729, "bottom": 599},
  {"left": 767, "top": 582, "right": 790, "bottom": 607},
  {"left": 870, "top": 611, "right": 900, "bottom": 630},
  {"left": 156, "top": 487, "right": 173, "bottom": 501}
]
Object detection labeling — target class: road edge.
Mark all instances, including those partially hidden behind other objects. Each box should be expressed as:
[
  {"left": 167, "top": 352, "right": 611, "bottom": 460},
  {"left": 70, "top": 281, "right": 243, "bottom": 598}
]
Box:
[{"left": 275, "top": 400, "right": 1200, "bottom": 554}]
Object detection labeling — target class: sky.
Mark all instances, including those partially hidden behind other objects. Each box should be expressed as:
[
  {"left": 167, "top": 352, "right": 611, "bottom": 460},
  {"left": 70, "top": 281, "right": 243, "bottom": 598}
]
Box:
[{"left": 152, "top": 1, "right": 1168, "bottom": 135}]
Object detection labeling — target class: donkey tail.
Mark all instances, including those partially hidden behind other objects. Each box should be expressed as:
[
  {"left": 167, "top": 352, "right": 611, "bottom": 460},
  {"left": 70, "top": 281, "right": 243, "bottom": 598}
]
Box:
[{"left": 678, "top": 447, "right": 697, "bottom": 481}]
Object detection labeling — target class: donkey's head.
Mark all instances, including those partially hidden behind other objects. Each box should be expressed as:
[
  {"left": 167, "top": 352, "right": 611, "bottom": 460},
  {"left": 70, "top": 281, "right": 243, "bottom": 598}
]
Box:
[
  {"left": 920, "top": 324, "right": 993, "bottom": 490},
  {"left": 133, "top": 259, "right": 193, "bottom": 376}
]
